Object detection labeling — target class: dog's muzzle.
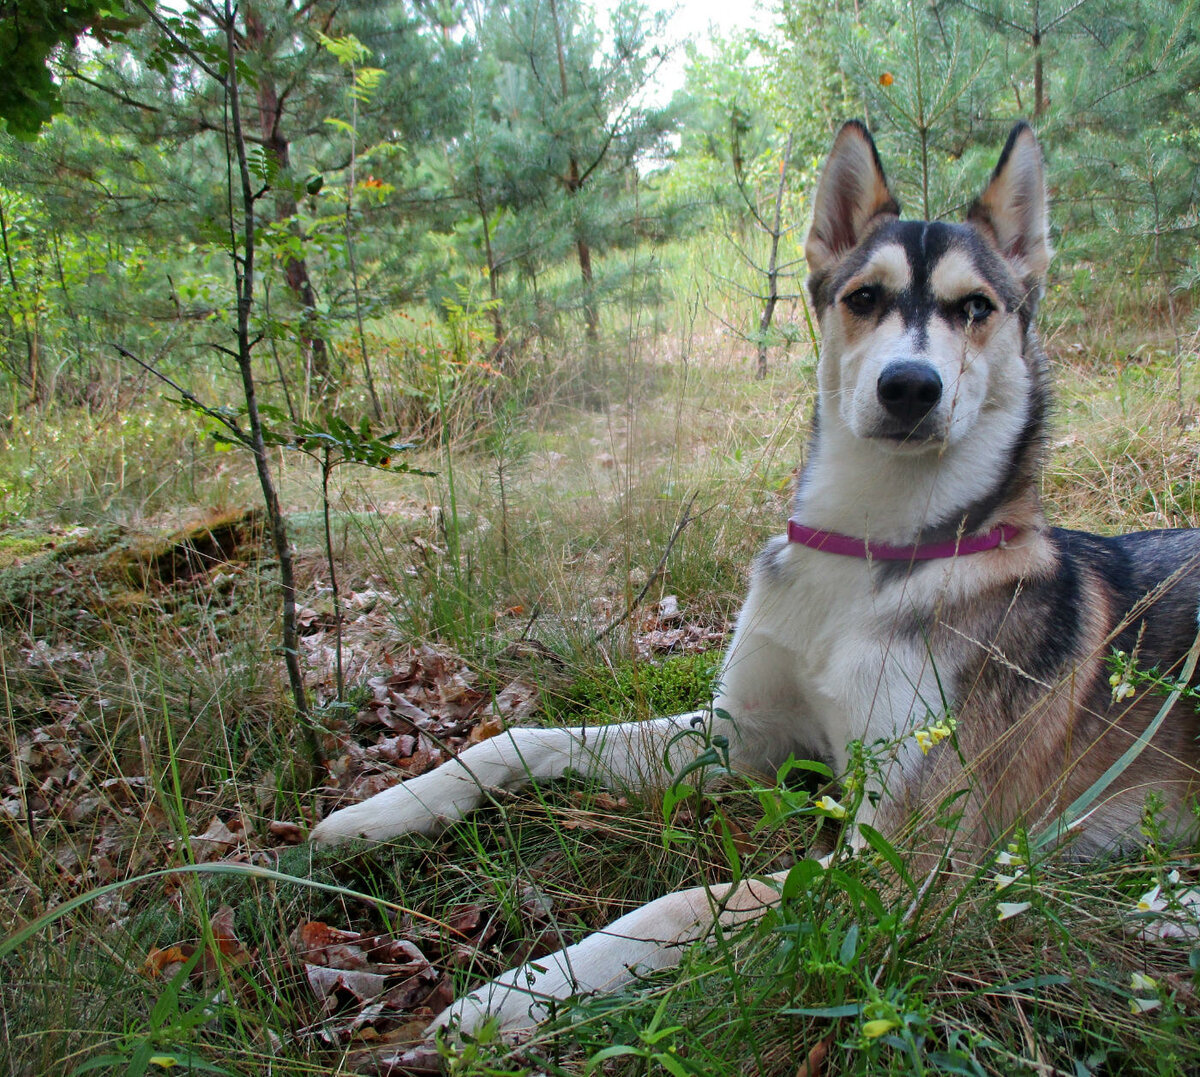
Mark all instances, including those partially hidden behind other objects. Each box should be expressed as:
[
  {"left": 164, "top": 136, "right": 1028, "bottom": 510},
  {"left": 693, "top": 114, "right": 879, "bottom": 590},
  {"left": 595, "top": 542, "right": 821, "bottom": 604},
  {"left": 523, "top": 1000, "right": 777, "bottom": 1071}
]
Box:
[{"left": 876, "top": 360, "right": 942, "bottom": 434}]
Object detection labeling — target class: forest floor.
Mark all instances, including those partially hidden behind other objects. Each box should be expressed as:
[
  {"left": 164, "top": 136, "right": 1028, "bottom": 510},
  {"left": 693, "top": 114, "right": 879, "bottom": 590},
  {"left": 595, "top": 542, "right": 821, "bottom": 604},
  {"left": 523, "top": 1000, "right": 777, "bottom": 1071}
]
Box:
[{"left": 2, "top": 311, "right": 1200, "bottom": 1076}]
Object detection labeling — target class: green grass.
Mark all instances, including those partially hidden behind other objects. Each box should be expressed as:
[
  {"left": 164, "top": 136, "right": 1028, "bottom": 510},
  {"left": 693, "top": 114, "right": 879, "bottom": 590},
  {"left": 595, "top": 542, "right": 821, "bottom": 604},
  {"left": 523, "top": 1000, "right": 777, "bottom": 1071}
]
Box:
[{"left": 1, "top": 283, "right": 1199, "bottom": 1076}]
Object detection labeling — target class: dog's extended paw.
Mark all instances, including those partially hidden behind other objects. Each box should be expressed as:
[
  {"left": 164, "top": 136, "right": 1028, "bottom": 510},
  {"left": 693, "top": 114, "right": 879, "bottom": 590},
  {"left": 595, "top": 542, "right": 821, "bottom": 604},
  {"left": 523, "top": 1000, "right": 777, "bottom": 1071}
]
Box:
[
  {"left": 311, "top": 730, "right": 565, "bottom": 845},
  {"left": 310, "top": 779, "right": 452, "bottom": 845}
]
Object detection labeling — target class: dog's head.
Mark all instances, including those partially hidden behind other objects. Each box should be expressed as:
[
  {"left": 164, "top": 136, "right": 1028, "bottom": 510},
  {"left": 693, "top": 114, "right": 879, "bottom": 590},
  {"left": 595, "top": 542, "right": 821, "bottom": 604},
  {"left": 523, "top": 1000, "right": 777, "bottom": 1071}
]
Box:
[{"left": 805, "top": 122, "right": 1050, "bottom": 453}]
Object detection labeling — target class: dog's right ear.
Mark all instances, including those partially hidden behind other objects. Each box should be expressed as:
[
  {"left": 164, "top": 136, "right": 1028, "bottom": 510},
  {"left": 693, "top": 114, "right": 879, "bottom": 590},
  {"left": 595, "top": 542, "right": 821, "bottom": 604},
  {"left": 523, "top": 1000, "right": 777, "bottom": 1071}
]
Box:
[
  {"left": 805, "top": 121, "right": 900, "bottom": 276},
  {"left": 967, "top": 122, "right": 1051, "bottom": 284}
]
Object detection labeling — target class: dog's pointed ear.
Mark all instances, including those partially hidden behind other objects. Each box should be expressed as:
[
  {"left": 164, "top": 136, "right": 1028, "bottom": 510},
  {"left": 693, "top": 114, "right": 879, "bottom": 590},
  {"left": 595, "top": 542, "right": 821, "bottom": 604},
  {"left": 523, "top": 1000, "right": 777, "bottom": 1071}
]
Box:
[
  {"left": 968, "top": 122, "right": 1051, "bottom": 282},
  {"left": 805, "top": 121, "right": 900, "bottom": 275}
]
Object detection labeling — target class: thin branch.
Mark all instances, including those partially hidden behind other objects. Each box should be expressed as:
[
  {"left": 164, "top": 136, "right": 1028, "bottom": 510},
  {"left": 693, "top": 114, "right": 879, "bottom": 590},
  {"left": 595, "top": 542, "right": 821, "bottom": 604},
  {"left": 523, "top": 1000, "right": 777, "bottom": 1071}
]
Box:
[
  {"left": 1040, "top": 0, "right": 1093, "bottom": 34},
  {"left": 132, "top": 0, "right": 224, "bottom": 81},
  {"left": 110, "top": 341, "right": 249, "bottom": 444},
  {"left": 592, "top": 492, "right": 701, "bottom": 643},
  {"left": 61, "top": 66, "right": 164, "bottom": 114}
]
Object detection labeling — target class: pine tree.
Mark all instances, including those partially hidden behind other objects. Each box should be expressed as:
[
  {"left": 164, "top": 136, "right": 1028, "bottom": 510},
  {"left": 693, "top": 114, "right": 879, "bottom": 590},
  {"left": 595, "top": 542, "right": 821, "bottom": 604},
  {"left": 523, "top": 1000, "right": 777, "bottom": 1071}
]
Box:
[{"left": 457, "top": 0, "right": 677, "bottom": 343}]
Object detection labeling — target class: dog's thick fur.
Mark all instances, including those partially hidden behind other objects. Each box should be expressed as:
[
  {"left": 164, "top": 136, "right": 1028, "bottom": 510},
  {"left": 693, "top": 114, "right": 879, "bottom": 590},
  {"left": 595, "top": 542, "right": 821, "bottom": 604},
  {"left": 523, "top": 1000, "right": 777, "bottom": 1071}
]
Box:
[{"left": 312, "top": 123, "right": 1200, "bottom": 1033}]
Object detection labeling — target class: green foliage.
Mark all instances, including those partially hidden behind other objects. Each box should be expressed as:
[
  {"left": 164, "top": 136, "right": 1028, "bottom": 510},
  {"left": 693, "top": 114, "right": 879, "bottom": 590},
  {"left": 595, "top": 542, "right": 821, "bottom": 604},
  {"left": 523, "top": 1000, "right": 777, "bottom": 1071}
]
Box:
[
  {"left": 668, "top": 34, "right": 810, "bottom": 228},
  {"left": 551, "top": 651, "right": 722, "bottom": 723},
  {"left": 839, "top": 0, "right": 1000, "bottom": 217},
  {"left": 264, "top": 409, "right": 432, "bottom": 477},
  {"left": 0, "top": 0, "right": 143, "bottom": 139}
]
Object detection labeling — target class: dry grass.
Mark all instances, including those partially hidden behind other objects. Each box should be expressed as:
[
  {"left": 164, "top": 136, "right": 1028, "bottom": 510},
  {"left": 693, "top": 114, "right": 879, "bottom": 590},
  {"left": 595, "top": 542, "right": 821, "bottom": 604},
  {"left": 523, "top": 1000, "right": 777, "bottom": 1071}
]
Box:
[{"left": 1, "top": 293, "right": 1199, "bottom": 1076}]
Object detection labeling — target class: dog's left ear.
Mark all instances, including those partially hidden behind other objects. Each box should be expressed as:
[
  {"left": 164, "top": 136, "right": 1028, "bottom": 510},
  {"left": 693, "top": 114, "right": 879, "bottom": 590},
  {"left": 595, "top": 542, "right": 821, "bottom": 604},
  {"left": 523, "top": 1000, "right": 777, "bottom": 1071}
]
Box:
[{"left": 968, "top": 123, "right": 1051, "bottom": 283}]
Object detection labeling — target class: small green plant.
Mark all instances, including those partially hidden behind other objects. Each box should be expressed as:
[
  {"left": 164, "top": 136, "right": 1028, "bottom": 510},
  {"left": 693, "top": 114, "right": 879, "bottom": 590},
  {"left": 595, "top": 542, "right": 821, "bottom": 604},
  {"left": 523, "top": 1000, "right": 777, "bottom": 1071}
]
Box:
[
  {"left": 266, "top": 409, "right": 432, "bottom": 702},
  {"left": 583, "top": 997, "right": 694, "bottom": 1075},
  {"left": 70, "top": 951, "right": 236, "bottom": 1077}
]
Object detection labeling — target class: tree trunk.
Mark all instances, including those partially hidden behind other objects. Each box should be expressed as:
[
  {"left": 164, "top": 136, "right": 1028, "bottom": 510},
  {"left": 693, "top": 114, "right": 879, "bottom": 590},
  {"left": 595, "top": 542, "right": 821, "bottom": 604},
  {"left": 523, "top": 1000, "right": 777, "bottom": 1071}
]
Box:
[
  {"left": 756, "top": 132, "right": 793, "bottom": 380},
  {"left": 244, "top": 4, "right": 332, "bottom": 394},
  {"left": 224, "top": 2, "right": 319, "bottom": 780},
  {"left": 475, "top": 188, "right": 506, "bottom": 361},
  {"left": 1033, "top": 30, "right": 1044, "bottom": 115},
  {"left": 549, "top": 0, "right": 598, "bottom": 341},
  {"left": 0, "top": 197, "right": 39, "bottom": 402},
  {"left": 568, "top": 158, "right": 598, "bottom": 341}
]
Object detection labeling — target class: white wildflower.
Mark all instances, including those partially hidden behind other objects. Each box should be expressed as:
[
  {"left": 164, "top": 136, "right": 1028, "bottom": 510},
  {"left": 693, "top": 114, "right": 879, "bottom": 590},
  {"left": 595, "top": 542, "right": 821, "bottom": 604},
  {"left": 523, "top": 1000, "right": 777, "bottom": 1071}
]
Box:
[{"left": 997, "top": 901, "right": 1032, "bottom": 921}]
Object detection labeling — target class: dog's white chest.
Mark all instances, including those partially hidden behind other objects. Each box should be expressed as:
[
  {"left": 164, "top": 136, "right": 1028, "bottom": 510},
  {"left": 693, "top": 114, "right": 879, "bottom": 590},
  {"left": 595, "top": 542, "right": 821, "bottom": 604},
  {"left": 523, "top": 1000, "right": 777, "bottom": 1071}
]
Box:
[{"left": 718, "top": 538, "right": 954, "bottom": 768}]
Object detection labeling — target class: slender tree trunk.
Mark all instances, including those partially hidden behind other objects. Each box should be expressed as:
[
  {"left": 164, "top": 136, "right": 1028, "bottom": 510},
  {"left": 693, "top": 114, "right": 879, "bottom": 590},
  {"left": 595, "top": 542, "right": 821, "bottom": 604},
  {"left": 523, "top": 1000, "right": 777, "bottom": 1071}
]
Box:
[
  {"left": 319, "top": 451, "right": 345, "bottom": 702},
  {"left": 1032, "top": 30, "right": 1045, "bottom": 115},
  {"left": 223, "top": 1, "right": 319, "bottom": 779},
  {"left": 475, "top": 188, "right": 506, "bottom": 361},
  {"left": 343, "top": 57, "right": 383, "bottom": 421},
  {"left": 566, "top": 155, "right": 595, "bottom": 340},
  {"left": 0, "top": 197, "right": 37, "bottom": 398},
  {"left": 757, "top": 132, "right": 794, "bottom": 380},
  {"left": 244, "top": 4, "right": 332, "bottom": 395},
  {"left": 549, "top": 0, "right": 598, "bottom": 341}
]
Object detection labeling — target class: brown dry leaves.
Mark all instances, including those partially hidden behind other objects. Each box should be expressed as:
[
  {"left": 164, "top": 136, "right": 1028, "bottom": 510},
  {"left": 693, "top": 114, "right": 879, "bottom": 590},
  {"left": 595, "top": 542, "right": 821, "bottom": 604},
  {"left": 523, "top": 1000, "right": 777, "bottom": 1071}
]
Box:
[
  {"left": 290, "top": 921, "right": 453, "bottom": 1040},
  {"left": 3, "top": 535, "right": 728, "bottom": 1074},
  {"left": 142, "top": 904, "right": 253, "bottom": 983},
  {"left": 320, "top": 639, "right": 539, "bottom": 810}
]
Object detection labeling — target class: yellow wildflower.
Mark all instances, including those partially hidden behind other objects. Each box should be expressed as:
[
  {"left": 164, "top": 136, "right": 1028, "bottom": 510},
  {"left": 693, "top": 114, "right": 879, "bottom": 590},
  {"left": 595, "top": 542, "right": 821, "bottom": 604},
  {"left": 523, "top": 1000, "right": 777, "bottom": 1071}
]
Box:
[
  {"left": 913, "top": 718, "right": 956, "bottom": 754},
  {"left": 1130, "top": 971, "right": 1158, "bottom": 993},
  {"left": 815, "top": 795, "right": 847, "bottom": 820},
  {"left": 1137, "top": 884, "right": 1164, "bottom": 912}
]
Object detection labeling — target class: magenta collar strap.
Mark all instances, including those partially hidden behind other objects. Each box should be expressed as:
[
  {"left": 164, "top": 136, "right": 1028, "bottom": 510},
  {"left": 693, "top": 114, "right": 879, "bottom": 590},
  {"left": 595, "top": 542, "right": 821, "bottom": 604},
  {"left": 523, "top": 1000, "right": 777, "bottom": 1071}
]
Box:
[{"left": 787, "top": 518, "right": 1020, "bottom": 561}]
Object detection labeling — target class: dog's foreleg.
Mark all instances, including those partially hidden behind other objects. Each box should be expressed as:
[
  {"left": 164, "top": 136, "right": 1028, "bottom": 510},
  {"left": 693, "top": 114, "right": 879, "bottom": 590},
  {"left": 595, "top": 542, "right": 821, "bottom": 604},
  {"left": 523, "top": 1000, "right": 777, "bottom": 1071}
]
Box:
[
  {"left": 311, "top": 711, "right": 715, "bottom": 844},
  {"left": 431, "top": 866, "right": 793, "bottom": 1034}
]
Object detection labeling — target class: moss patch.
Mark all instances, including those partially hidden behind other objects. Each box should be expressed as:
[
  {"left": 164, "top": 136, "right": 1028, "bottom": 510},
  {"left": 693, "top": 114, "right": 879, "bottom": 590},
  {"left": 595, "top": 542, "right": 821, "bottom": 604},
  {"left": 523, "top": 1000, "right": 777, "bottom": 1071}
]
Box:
[
  {"left": 0, "top": 531, "right": 61, "bottom": 570},
  {"left": 548, "top": 650, "right": 722, "bottom": 723},
  {"left": 0, "top": 509, "right": 264, "bottom": 630},
  {"left": 109, "top": 507, "right": 264, "bottom": 586}
]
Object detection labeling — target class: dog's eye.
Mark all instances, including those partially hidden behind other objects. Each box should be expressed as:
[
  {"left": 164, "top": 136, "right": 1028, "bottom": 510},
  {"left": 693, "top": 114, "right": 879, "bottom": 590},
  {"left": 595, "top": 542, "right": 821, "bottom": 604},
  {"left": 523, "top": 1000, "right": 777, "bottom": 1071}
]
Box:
[
  {"left": 959, "top": 294, "right": 994, "bottom": 323},
  {"left": 843, "top": 287, "right": 879, "bottom": 316}
]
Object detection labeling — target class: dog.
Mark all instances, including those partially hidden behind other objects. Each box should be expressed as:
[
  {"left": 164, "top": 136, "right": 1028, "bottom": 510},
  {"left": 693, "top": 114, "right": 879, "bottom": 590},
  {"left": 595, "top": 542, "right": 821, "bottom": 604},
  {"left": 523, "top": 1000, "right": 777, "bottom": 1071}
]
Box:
[{"left": 312, "top": 122, "right": 1200, "bottom": 1034}]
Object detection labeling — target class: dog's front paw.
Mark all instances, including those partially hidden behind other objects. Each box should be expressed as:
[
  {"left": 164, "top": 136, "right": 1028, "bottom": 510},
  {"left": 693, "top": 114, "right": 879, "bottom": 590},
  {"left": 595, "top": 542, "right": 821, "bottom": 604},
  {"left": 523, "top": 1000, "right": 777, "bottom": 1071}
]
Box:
[
  {"left": 311, "top": 778, "right": 453, "bottom": 844},
  {"left": 311, "top": 733, "right": 553, "bottom": 845}
]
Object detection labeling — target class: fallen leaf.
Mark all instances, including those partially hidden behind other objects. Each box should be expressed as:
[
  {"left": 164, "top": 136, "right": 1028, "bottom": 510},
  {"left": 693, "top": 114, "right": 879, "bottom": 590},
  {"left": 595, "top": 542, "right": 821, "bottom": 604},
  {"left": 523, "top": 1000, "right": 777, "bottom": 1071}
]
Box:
[
  {"left": 467, "top": 717, "right": 504, "bottom": 744},
  {"left": 796, "top": 1034, "right": 833, "bottom": 1077},
  {"left": 292, "top": 921, "right": 370, "bottom": 969},
  {"left": 211, "top": 905, "right": 252, "bottom": 965},
  {"left": 306, "top": 963, "right": 388, "bottom": 1005},
  {"left": 143, "top": 944, "right": 196, "bottom": 979},
  {"left": 492, "top": 679, "right": 539, "bottom": 722},
  {"left": 268, "top": 820, "right": 305, "bottom": 843},
  {"left": 189, "top": 816, "right": 240, "bottom": 862}
]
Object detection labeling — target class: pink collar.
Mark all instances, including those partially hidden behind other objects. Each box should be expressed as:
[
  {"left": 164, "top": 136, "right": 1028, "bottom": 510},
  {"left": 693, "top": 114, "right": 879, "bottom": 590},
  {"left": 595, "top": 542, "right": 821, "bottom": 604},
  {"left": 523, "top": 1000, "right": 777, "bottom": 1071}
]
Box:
[{"left": 787, "top": 518, "right": 1020, "bottom": 561}]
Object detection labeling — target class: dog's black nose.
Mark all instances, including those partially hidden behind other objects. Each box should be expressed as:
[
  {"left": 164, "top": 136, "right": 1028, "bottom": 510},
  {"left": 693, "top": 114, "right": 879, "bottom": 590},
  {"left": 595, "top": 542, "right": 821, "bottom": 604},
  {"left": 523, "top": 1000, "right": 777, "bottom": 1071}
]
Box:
[{"left": 877, "top": 361, "right": 942, "bottom": 425}]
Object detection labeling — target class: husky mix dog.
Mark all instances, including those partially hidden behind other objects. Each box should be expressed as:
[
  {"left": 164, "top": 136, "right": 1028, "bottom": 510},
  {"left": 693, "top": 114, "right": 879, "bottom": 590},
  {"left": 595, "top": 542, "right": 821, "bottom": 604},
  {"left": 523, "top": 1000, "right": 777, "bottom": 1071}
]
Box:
[{"left": 313, "top": 122, "right": 1200, "bottom": 1033}]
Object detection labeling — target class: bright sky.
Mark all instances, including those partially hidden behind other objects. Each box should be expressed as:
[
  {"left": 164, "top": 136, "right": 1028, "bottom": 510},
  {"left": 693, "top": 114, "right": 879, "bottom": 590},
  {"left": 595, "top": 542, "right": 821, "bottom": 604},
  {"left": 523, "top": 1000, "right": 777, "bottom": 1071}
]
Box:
[
  {"left": 591, "top": 0, "right": 767, "bottom": 102},
  {"left": 657, "top": 0, "right": 762, "bottom": 40}
]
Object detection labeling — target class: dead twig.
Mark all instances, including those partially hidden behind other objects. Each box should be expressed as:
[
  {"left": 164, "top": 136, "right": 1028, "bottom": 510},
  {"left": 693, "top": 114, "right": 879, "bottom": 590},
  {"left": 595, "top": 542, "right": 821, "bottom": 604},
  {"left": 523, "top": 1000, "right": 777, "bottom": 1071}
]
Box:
[{"left": 592, "top": 491, "right": 701, "bottom": 644}]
